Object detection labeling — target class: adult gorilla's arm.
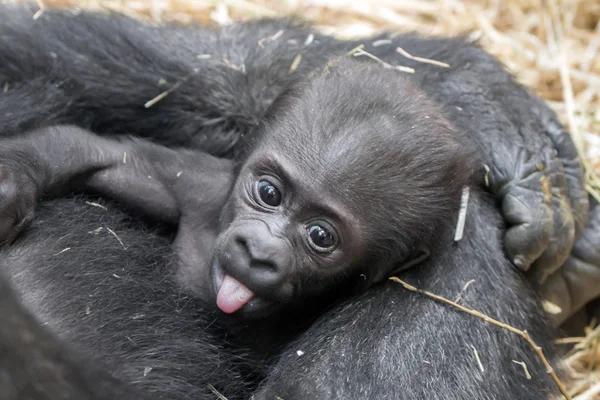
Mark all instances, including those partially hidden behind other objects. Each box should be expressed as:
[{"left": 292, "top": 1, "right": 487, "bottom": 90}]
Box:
[
  {"left": 0, "top": 5, "right": 341, "bottom": 156},
  {"left": 254, "top": 192, "right": 559, "bottom": 400}
]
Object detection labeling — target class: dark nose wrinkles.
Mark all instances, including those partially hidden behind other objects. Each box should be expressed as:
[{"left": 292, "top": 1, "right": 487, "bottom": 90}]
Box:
[
  {"left": 235, "top": 232, "right": 279, "bottom": 272},
  {"left": 258, "top": 217, "right": 276, "bottom": 237}
]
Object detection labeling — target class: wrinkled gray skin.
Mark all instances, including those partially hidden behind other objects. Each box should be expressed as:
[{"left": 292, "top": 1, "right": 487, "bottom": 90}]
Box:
[{"left": 542, "top": 199, "right": 600, "bottom": 326}]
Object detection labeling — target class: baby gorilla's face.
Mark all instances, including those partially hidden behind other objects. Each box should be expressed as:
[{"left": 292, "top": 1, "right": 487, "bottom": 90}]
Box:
[
  {"left": 208, "top": 61, "right": 473, "bottom": 319},
  {"left": 210, "top": 148, "right": 366, "bottom": 319}
]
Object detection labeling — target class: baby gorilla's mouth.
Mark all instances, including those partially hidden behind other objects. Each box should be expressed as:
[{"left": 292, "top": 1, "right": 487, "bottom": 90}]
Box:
[
  {"left": 216, "top": 275, "right": 255, "bottom": 314},
  {"left": 211, "top": 263, "right": 277, "bottom": 317}
]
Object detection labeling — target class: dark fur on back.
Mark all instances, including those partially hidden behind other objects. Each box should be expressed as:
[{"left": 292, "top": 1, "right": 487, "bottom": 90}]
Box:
[{"left": 0, "top": 5, "right": 561, "bottom": 399}]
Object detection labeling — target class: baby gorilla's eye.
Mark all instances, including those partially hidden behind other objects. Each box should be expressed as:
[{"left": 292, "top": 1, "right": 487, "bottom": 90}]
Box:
[
  {"left": 257, "top": 179, "right": 282, "bottom": 207},
  {"left": 307, "top": 224, "right": 336, "bottom": 250}
]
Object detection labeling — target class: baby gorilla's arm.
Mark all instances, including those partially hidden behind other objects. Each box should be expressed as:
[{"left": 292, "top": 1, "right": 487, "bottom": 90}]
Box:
[{"left": 0, "top": 125, "right": 234, "bottom": 243}]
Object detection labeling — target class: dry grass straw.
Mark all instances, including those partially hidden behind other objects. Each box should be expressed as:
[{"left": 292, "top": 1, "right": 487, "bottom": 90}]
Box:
[
  {"left": 8, "top": 0, "right": 600, "bottom": 397},
  {"left": 557, "top": 320, "right": 600, "bottom": 399}
]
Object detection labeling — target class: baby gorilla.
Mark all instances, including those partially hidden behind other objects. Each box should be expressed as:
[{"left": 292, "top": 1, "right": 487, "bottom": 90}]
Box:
[{"left": 0, "top": 60, "right": 474, "bottom": 318}]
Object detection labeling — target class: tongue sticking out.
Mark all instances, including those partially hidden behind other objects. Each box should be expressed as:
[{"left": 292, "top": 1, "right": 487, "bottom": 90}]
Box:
[{"left": 216, "top": 275, "right": 255, "bottom": 314}]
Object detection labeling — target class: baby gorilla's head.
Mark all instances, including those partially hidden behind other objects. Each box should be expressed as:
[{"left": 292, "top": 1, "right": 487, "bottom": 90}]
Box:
[{"left": 211, "top": 59, "right": 476, "bottom": 318}]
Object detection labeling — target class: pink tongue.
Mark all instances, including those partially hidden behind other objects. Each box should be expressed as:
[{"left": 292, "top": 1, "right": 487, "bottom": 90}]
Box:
[{"left": 216, "top": 275, "right": 255, "bottom": 314}]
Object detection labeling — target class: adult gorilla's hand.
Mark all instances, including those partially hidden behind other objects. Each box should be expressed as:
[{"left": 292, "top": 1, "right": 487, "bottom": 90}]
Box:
[
  {"left": 540, "top": 199, "right": 600, "bottom": 325},
  {"left": 487, "top": 103, "right": 588, "bottom": 284},
  {"left": 407, "top": 41, "right": 589, "bottom": 284}
]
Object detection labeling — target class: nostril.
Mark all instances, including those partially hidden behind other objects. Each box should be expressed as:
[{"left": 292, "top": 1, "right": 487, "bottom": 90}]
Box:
[
  {"left": 235, "top": 235, "right": 279, "bottom": 272},
  {"left": 235, "top": 236, "right": 250, "bottom": 256},
  {"left": 249, "top": 259, "right": 278, "bottom": 272}
]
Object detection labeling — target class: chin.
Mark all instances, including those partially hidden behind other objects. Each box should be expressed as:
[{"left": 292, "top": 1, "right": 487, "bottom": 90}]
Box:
[{"left": 225, "top": 299, "right": 284, "bottom": 320}]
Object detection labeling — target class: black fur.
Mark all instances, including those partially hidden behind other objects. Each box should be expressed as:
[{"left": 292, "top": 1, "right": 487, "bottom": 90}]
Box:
[
  {"left": 0, "top": 5, "right": 570, "bottom": 399},
  {"left": 1, "top": 197, "right": 269, "bottom": 399}
]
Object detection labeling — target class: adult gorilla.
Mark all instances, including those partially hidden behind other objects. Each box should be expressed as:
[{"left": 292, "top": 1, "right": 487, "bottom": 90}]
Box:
[{"left": 0, "top": 5, "right": 593, "bottom": 400}]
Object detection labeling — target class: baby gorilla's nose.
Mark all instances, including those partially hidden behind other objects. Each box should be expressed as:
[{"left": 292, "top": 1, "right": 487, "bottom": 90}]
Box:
[
  {"left": 213, "top": 223, "right": 290, "bottom": 314},
  {"left": 214, "top": 223, "right": 291, "bottom": 315},
  {"left": 231, "top": 233, "right": 286, "bottom": 286},
  {"left": 222, "top": 222, "right": 290, "bottom": 296},
  {"left": 236, "top": 236, "right": 278, "bottom": 272}
]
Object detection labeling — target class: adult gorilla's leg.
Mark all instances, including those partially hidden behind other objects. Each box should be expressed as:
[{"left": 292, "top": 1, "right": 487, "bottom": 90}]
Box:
[
  {"left": 0, "top": 198, "right": 259, "bottom": 400},
  {"left": 254, "top": 191, "right": 559, "bottom": 400}
]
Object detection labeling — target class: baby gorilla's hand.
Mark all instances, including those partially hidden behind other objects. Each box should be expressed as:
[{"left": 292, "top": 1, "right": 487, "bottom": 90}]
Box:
[{"left": 0, "top": 166, "right": 38, "bottom": 244}]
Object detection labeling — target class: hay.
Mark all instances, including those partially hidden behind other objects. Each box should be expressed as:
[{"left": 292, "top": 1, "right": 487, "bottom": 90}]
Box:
[
  {"left": 6, "top": 0, "right": 600, "bottom": 397},
  {"left": 562, "top": 323, "right": 600, "bottom": 398}
]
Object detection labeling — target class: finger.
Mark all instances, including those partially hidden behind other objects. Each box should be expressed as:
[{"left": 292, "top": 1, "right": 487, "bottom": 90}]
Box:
[
  {"left": 561, "top": 159, "right": 589, "bottom": 238},
  {"left": 545, "top": 120, "right": 578, "bottom": 160},
  {"left": 488, "top": 147, "right": 534, "bottom": 195},
  {"left": 526, "top": 154, "right": 576, "bottom": 282},
  {"left": 539, "top": 198, "right": 600, "bottom": 325},
  {"left": 502, "top": 190, "right": 553, "bottom": 271},
  {"left": 540, "top": 246, "right": 600, "bottom": 326},
  {"left": 544, "top": 120, "right": 589, "bottom": 237},
  {"left": 527, "top": 199, "right": 575, "bottom": 284}
]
